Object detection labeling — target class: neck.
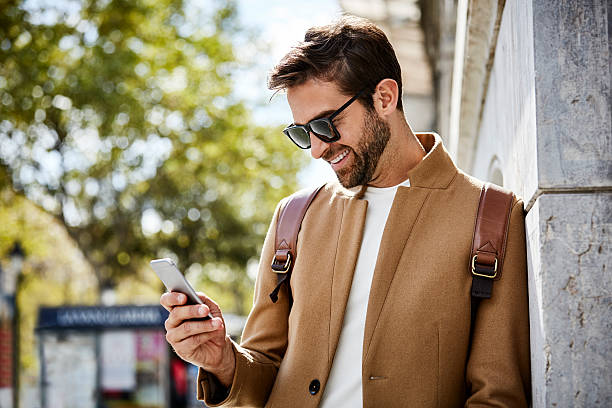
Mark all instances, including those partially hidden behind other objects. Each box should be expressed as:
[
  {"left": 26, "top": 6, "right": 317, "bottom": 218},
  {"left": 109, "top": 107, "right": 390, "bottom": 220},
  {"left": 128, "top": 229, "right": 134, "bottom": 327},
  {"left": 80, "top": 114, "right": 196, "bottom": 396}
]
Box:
[{"left": 367, "top": 115, "right": 426, "bottom": 188}]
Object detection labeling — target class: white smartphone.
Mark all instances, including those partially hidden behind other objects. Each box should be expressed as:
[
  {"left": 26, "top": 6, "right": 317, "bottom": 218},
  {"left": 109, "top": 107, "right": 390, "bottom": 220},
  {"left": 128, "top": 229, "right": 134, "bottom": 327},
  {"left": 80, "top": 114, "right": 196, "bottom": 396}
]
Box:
[{"left": 150, "top": 258, "right": 212, "bottom": 320}]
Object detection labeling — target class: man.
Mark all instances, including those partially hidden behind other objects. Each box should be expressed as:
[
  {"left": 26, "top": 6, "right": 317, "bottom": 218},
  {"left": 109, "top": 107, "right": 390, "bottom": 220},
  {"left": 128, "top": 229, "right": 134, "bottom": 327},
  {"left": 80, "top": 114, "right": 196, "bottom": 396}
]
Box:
[{"left": 161, "top": 16, "right": 531, "bottom": 407}]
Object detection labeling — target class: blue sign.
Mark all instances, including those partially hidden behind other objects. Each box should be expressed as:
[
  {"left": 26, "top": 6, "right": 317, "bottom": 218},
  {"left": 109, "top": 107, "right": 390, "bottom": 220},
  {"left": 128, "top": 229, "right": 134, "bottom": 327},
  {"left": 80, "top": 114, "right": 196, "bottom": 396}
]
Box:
[{"left": 37, "top": 305, "right": 170, "bottom": 330}]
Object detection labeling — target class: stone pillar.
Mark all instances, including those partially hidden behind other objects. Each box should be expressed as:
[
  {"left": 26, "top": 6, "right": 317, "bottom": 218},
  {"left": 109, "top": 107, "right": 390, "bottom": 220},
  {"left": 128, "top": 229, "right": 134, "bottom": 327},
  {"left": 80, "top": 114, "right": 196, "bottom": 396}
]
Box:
[
  {"left": 454, "top": 0, "right": 610, "bottom": 404},
  {"left": 527, "top": 0, "right": 611, "bottom": 406},
  {"left": 527, "top": 194, "right": 611, "bottom": 406}
]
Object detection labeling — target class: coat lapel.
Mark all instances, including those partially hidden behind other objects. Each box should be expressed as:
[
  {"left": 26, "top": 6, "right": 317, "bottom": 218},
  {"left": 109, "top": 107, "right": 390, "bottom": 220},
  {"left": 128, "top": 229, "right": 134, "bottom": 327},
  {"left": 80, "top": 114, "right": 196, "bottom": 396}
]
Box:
[
  {"left": 328, "top": 197, "right": 368, "bottom": 363},
  {"left": 360, "top": 133, "right": 458, "bottom": 361},
  {"left": 362, "top": 186, "right": 431, "bottom": 361},
  {"left": 322, "top": 133, "right": 457, "bottom": 366}
]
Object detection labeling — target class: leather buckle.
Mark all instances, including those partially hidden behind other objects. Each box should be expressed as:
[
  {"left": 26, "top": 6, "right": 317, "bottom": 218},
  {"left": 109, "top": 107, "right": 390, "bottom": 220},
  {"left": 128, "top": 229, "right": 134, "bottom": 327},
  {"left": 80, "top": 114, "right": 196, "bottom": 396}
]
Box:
[
  {"left": 471, "top": 254, "right": 498, "bottom": 279},
  {"left": 271, "top": 252, "right": 292, "bottom": 273}
]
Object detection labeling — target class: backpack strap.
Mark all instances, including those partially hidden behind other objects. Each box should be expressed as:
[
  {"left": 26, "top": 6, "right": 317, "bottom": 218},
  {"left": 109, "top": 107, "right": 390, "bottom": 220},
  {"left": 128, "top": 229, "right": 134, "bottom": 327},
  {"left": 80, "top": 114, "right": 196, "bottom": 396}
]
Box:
[
  {"left": 469, "top": 182, "right": 514, "bottom": 333},
  {"left": 269, "top": 184, "right": 325, "bottom": 303}
]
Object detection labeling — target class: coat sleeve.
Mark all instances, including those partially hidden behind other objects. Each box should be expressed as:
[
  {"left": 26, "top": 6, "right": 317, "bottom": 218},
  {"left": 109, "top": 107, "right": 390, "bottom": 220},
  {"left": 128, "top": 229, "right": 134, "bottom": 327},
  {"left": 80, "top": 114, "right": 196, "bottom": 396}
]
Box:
[
  {"left": 197, "top": 200, "right": 291, "bottom": 407},
  {"left": 465, "top": 198, "right": 532, "bottom": 407}
]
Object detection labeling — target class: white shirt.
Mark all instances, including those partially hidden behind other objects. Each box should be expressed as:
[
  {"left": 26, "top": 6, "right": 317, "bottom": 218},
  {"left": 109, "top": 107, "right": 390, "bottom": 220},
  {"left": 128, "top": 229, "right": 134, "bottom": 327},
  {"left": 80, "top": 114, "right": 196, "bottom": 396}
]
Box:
[{"left": 319, "top": 178, "right": 411, "bottom": 408}]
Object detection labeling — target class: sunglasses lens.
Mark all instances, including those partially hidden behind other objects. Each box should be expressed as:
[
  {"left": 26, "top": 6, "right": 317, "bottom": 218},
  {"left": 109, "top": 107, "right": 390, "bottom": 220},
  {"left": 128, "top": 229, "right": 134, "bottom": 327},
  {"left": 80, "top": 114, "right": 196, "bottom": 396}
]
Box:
[
  {"left": 309, "top": 119, "right": 335, "bottom": 141},
  {"left": 284, "top": 127, "right": 311, "bottom": 149}
]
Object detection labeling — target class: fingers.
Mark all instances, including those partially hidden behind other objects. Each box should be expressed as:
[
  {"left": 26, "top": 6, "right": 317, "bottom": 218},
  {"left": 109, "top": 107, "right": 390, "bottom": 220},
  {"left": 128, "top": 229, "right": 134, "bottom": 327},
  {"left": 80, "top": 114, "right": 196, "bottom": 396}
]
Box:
[
  {"left": 160, "top": 292, "right": 188, "bottom": 311},
  {"left": 172, "top": 330, "right": 224, "bottom": 361},
  {"left": 165, "top": 304, "right": 211, "bottom": 329},
  {"left": 196, "top": 292, "right": 222, "bottom": 317},
  {"left": 166, "top": 317, "right": 224, "bottom": 344}
]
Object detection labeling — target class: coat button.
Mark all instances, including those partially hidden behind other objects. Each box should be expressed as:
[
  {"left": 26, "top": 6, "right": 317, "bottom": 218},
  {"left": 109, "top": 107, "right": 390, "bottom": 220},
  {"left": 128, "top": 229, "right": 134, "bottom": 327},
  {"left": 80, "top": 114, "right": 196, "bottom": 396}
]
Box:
[{"left": 309, "top": 379, "right": 320, "bottom": 395}]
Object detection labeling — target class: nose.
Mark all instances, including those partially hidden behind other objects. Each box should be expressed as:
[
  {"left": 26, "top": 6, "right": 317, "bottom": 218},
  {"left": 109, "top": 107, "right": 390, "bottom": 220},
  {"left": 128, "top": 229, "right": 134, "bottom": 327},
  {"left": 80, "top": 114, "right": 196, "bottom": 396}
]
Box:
[{"left": 310, "top": 133, "right": 328, "bottom": 159}]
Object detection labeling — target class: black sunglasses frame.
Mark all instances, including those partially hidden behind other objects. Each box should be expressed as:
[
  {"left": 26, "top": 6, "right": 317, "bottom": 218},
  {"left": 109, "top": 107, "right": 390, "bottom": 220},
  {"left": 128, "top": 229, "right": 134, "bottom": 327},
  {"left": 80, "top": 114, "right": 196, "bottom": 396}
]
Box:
[{"left": 283, "top": 88, "right": 367, "bottom": 149}]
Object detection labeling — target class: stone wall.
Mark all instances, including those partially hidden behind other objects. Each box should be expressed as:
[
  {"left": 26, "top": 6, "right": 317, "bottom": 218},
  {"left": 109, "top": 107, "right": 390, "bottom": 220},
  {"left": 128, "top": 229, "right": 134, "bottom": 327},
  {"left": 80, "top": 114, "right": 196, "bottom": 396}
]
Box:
[
  {"left": 471, "top": 0, "right": 537, "bottom": 199},
  {"left": 472, "top": 0, "right": 611, "bottom": 405},
  {"left": 527, "top": 194, "right": 611, "bottom": 406}
]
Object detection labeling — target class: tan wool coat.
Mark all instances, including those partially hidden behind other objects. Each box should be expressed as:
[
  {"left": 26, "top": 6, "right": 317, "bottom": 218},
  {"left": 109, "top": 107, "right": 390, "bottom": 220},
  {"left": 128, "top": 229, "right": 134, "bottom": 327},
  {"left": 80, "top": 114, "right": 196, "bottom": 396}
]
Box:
[{"left": 198, "top": 133, "right": 531, "bottom": 407}]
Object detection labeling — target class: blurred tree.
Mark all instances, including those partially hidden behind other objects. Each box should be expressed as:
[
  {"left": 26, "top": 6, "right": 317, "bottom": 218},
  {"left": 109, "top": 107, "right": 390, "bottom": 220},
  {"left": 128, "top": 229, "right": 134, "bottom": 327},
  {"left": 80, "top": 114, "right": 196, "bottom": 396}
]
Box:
[
  {"left": 0, "top": 0, "right": 307, "bottom": 314},
  {"left": 0, "top": 187, "right": 98, "bottom": 398}
]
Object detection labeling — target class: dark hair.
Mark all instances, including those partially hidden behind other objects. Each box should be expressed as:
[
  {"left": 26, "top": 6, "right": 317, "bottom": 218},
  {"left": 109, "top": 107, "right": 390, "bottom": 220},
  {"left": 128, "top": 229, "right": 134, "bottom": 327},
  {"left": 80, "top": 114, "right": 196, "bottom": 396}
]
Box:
[{"left": 268, "top": 15, "right": 403, "bottom": 111}]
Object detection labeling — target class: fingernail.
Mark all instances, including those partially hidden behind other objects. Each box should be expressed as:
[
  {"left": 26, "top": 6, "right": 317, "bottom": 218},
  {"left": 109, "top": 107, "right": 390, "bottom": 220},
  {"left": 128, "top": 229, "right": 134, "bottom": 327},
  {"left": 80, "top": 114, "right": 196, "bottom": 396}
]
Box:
[
  {"left": 212, "top": 319, "right": 220, "bottom": 328},
  {"left": 199, "top": 305, "right": 207, "bottom": 315},
  {"left": 178, "top": 294, "right": 186, "bottom": 303}
]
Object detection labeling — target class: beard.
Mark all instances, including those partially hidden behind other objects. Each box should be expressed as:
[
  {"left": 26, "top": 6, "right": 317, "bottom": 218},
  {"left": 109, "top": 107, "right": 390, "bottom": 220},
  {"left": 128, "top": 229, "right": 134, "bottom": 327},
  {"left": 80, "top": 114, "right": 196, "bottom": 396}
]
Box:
[{"left": 328, "top": 108, "right": 392, "bottom": 189}]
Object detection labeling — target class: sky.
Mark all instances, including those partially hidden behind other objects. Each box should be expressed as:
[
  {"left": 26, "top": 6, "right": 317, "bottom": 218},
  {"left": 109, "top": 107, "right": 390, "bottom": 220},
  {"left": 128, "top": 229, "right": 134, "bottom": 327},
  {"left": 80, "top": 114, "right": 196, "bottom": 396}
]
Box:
[{"left": 234, "top": 0, "right": 343, "bottom": 187}]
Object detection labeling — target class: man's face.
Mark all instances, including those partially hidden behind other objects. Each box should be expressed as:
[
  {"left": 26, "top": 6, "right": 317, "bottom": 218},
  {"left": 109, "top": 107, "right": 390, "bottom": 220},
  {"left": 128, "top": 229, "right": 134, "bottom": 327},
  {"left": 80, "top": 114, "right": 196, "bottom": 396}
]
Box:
[{"left": 286, "top": 79, "right": 391, "bottom": 188}]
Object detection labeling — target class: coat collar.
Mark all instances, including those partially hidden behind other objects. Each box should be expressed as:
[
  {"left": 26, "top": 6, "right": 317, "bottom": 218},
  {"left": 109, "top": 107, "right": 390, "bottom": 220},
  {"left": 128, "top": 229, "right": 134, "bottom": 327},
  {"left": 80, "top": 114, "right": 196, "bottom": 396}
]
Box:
[{"left": 407, "top": 132, "right": 458, "bottom": 190}]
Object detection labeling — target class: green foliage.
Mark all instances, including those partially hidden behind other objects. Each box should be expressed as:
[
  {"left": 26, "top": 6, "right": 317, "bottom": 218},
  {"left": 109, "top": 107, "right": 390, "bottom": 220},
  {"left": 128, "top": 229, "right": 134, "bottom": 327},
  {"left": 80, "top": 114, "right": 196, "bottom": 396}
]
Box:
[
  {"left": 0, "top": 0, "right": 307, "bottom": 314},
  {"left": 0, "top": 188, "right": 98, "bottom": 388}
]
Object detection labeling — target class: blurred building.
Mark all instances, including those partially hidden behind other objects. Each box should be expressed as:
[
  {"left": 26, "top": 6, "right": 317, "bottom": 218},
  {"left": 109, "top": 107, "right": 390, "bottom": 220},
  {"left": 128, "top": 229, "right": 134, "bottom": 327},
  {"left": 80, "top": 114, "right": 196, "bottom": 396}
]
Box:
[
  {"left": 36, "top": 305, "right": 246, "bottom": 408},
  {"left": 342, "top": 0, "right": 611, "bottom": 406},
  {"left": 340, "top": 0, "right": 436, "bottom": 134}
]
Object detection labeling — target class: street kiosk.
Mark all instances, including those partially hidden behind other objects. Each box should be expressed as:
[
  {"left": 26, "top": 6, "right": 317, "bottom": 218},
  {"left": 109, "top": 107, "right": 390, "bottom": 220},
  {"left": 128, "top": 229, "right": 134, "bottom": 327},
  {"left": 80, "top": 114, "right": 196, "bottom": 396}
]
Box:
[{"left": 36, "top": 305, "right": 245, "bottom": 408}]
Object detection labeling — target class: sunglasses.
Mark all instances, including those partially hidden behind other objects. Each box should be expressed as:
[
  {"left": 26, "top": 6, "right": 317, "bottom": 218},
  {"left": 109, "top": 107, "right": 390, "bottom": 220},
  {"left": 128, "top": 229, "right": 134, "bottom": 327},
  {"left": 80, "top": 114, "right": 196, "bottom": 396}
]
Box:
[{"left": 283, "top": 88, "right": 366, "bottom": 149}]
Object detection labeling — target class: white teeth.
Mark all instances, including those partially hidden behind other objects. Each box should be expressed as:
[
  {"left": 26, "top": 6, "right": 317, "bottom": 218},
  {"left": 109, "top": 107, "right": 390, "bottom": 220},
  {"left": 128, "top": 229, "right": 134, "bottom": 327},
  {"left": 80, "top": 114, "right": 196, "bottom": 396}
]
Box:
[{"left": 330, "top": 149, "right": 349, "bottom": 164}]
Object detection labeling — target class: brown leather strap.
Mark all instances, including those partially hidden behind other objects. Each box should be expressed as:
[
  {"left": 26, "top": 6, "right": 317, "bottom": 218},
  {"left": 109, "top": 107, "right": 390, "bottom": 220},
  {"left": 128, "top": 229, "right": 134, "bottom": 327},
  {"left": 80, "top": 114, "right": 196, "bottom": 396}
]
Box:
[
  {"left": 470, "top": 182, "right": 514, "bottom": 292},
  {"left": 467, "top": 182, "right": 514, "bottom": 377},
  {"left": 269, "top": 184, "right": 325, "bottom": 303}
]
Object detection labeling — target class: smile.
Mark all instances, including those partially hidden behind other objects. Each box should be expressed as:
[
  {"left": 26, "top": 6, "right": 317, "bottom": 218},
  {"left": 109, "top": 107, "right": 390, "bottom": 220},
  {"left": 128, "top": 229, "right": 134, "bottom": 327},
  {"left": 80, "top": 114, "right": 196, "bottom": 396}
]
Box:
[{"left": 329, "top": 149, "right": 349, "bottom": 164}]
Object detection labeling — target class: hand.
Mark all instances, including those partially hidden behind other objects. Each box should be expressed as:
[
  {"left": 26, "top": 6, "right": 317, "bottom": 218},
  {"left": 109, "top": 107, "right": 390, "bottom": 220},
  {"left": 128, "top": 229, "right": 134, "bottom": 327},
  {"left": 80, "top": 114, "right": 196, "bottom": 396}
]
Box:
[{"left": 160, "top": 291, "right": 236, "bottom": 387}]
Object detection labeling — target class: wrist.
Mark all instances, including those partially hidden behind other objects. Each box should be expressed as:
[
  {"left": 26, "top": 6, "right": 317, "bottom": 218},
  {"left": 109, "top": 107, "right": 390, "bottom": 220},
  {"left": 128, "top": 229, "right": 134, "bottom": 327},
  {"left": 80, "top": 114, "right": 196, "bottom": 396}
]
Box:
[{"left": 208, "top": 338, "right": 236, "bottom": 388}]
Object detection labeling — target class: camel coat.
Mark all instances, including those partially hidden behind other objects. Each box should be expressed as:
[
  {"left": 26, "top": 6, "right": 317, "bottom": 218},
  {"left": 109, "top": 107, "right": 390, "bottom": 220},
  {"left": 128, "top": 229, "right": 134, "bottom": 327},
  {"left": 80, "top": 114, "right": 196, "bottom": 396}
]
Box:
[{"left": 197, "top": 133, "right": 531, "bottom": 407}]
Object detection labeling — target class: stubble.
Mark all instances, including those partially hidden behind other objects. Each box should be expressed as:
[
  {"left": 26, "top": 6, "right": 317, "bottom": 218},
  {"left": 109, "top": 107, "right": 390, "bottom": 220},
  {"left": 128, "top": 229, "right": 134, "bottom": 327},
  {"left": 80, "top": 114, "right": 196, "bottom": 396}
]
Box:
[{"left": 335, "top": 108, "right": 391, "bottom": 188}]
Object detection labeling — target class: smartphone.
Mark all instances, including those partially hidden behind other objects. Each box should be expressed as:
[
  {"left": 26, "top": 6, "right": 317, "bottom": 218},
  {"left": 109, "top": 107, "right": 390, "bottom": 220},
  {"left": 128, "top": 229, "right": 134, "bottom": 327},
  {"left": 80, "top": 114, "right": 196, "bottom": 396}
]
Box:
[{"left": 150, "top": 258, "right": 212, "bottom": 320}]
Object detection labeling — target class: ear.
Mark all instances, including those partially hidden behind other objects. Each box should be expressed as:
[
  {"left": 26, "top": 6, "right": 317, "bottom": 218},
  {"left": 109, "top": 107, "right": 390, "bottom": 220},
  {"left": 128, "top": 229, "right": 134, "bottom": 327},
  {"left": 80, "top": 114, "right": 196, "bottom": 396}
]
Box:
[{"left": 372, "top": 78, "right": 399, "bottom": 117}]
